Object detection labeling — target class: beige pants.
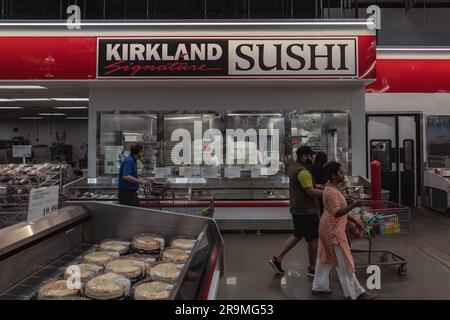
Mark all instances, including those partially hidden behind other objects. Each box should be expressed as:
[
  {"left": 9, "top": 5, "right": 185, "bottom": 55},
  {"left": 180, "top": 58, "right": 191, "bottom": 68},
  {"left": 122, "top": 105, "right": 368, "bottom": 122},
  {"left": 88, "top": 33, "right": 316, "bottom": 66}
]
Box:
[{"left": 312, "top": 245, "right": 366, "bottom": 299}]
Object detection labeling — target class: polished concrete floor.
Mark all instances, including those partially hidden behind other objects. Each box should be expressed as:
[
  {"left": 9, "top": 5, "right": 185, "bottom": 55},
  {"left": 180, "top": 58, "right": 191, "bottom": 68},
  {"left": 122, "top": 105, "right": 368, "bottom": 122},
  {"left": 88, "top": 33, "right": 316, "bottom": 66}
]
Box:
[{"left": 216, "top": 208, "right": 450, "bottom": 300}]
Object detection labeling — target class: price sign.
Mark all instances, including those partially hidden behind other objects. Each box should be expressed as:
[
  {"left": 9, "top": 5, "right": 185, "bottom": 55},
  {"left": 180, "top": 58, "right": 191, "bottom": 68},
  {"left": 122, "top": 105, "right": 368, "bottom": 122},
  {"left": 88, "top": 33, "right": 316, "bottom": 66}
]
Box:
[
  {"left": 224, "top": 167, "right": 241, "bottom": 178},
  {"left": 155, "top": 167, "right": 172, "bottom": 178},
  {"left": 12, "top": 145, "right": 32, "bottom": 158},
  {"left": 28, "top": 185, "right": 60, "bottom": 224},
  {"left": 201, "top": 167, "right": 218, "bottom": 178},
  {"left": 183, "top": 167, "right": 201, "bottom": 178}
]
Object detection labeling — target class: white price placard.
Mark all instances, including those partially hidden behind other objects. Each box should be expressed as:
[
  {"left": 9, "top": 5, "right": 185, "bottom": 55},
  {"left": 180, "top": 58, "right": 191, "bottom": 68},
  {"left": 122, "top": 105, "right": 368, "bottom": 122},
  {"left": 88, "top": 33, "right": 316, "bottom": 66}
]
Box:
[
  {"left": 251, "top": 168, "right": 261, "bottom": 178},
  {"left": 155, "top": 167, "right": 172, "bottom": 178},
  {"left": 201, "top": 167, "right": 218, "bottom": 178},
  {"left": 183, "top": 167, "right": 201, "bottom": 177},
  {"left": 12, "top": 145, "right": 32, "bottom": 158},
  {"left": 27, "top": 186, "right": 60, "bottom": 224},
  {"left": 224, "top": 167, "right": 241, "bottom": 178}
]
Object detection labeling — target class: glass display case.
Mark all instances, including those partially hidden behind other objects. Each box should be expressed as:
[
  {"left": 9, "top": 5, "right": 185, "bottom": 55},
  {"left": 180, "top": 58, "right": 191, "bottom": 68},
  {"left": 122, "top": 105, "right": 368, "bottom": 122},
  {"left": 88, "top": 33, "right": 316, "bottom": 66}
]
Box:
[
  {"left": 291, "top": 111, "right": 350, "bottom": 172},
  {"left": 427, "top": 116, "right": 450, "bottom": 168},
  {"left": 96, "top": 110, "right": 351, "bottom": 178},
  {"left": 98, "top": 112, "right": 159, "bottom": 176}
]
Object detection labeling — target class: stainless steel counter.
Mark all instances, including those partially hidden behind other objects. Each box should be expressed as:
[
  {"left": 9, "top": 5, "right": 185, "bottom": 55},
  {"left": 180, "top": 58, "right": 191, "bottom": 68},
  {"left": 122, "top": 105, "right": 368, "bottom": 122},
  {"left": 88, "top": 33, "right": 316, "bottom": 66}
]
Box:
[{"left": 0, "top": 202, "right": 224, "bottom": 300}]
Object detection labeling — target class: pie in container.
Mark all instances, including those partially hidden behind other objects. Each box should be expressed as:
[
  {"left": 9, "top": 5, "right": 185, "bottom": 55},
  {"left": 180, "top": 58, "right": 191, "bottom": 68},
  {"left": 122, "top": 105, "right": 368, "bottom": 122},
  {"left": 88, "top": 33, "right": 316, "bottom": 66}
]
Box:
[
  {"left": 83, "top": 251, "right": 120, "bottom": 265},
  {"left": 171, "top": 238, "right": 197, "bottom": 250},
  {"left": 162, "top": 248, "right": 190, "bottom": 263},
  {"left": 133, "top": 281, "right": 173, "bottom": 300},
  {"left": 150, "top": 263, "right": 182, "bottom": 283},
  {"left": 132, "top": 234, "right": 164, "bottom": 253},
  {"left": 64, "top": 263, "right": 103, "bottom": 282},
  {"left": 105, "top": 258, "right": 145, "bottom": 280},
  {"left": 127, "top": 253, "right": 159, "bottom": 273},
  {"left": 37, "top": 279, "right": 80, "bottom": 300},
  {"left": 84, "top": 272, "right": 131, "bottom": 300},
  {"left": 99, "top": 240, "right": 131, "bottom": 255}
]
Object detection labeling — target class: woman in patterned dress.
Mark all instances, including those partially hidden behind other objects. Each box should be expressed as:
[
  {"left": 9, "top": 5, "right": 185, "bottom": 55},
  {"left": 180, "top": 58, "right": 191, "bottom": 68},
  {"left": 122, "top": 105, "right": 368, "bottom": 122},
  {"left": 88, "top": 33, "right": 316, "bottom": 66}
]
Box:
[{"left": 312, "top": 161, "right": 377, "bottom": 300}]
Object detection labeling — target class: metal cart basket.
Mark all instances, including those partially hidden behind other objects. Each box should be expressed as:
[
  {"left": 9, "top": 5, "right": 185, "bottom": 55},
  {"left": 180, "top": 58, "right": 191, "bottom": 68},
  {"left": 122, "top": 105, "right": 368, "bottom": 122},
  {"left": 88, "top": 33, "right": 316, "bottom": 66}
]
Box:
[
  {"left": 143, "top": 186, "right": 215, "bottom": 218},
  {"left": 348, "top": 200, "right": 411, "bottom": 276}
]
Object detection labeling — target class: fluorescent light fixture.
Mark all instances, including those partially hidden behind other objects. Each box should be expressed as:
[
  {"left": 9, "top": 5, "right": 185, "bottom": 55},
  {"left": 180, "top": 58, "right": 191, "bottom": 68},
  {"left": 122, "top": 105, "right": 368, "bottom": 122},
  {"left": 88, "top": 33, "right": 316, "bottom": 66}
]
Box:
[
  {"left": 228, "top": 113, "right": 282, "bottom": 117},
  {"left": 165, "top": 116, "right": 201, "bottom": 120},
  {"left": 0, "top": 21, "right": 373, "bottom": 27},
  {"left": 0, "top": 99, "right": 11, "bottom": 102},
  {"left": 54, "top": 106, "right": 88, "bottom": 110},
  {"left": 378, "top": 47, "right": 450, "bottom": 51},
  {"left": 38, "top": 113, "right": 66, "bottom": 116},
  {"left": 0, "top": 106, "right": 23, "bottom": 109},
  {"left": 52, "top": 98, "right": 89, "bottom": 101},
  {"left": 0, "top": 85, "right": 47, "bottom": 89},
  {"left": 20, "top": 117, "right": 43, "bottom": 120},
  {"left": 66, "top": 117, "right": 88, "bottom": 120},
  {"left": 11, "top": 98, "right": 50, "bottom": 101}
]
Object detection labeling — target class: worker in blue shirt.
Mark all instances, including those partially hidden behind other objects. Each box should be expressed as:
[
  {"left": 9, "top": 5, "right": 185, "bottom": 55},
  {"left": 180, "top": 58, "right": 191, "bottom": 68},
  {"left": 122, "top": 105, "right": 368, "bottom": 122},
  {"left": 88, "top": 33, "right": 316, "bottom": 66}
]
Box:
[{"left": 118, "top": 143, "right": 151, "bottom": 206}]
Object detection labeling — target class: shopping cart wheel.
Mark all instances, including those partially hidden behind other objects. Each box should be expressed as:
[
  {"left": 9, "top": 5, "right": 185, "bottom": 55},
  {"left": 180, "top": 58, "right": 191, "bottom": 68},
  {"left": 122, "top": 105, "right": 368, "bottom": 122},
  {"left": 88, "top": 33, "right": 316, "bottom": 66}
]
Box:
[
  {"left": 379, "top": 254, "right": 388, "bottom": 263},
  {"left": 398, "top": 264, "right": 407, "bottom": 276}
]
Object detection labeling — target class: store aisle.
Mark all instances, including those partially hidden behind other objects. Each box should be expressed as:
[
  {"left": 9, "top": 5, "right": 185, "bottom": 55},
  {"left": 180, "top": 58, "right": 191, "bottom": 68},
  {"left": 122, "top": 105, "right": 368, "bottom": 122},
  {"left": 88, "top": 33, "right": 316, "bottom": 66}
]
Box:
[{"left": 217, "top": 208, "right": 450, "bottom": 300}]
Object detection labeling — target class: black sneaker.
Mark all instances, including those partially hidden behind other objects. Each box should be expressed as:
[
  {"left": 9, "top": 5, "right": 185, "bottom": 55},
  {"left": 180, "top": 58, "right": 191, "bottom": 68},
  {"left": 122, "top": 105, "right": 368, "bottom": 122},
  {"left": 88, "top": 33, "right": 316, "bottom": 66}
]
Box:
[
  {"left": 268, "top": 256, "right": 284, "bottom": 275},
  {"left": 307, "top": 268, "right": 315, "bottom": 278}
]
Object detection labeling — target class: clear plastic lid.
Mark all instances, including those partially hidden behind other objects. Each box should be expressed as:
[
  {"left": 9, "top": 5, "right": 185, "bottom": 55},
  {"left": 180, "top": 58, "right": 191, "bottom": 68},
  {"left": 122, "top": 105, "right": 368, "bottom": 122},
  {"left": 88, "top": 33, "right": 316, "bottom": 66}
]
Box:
[
  {"left": 162, "top": 248, "right": 191, "bottom": 264},
  {"left": 170, "top": 237, "right": 197, "bottom": 250},
  {"left": 149, "top": 262, "right": 184, "bottom": 284},
  {"left": 84, "top": 272, "right": 131, "bottom": 300},
  {"left": 36, "top": 278, "right": 82, "bottom": 300},
  {"left": 63, "top": 263, "right": 104, "bottom": 282},
  {"left": 83, "top": 250, "right": 120, "bottom": 266},
  {"left": 132, "top": 280, "right": 174, "bottom": 300},
  {"left": 104, "top": 257, "right": 146, "bottom": 281},
  {"left": 99, "top": 239, "right": 131, "bottom": 255},
  {"left": 131, "top": 233, "right": 165, "bottom": 253}
]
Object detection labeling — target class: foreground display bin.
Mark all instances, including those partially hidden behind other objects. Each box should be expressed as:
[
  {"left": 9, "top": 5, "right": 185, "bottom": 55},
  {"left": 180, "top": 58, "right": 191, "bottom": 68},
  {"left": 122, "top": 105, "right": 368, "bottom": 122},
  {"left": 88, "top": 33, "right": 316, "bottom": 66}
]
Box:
[{"left": 0, "top": 202, "right": 224, "bottom": 300}]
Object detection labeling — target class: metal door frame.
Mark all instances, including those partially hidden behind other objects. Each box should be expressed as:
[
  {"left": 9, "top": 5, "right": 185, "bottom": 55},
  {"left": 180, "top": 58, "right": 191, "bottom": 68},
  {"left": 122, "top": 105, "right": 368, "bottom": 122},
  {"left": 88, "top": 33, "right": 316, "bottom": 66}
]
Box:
[{"left": 366, "top": 113, "right": 422, "bottom": 205}]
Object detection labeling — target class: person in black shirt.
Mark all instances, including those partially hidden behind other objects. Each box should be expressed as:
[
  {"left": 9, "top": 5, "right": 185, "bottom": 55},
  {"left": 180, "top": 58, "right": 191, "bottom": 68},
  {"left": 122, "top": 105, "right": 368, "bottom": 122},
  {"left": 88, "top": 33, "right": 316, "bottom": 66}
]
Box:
[{"left": 312, "top": 152, "right": 328, "bottom": 186}]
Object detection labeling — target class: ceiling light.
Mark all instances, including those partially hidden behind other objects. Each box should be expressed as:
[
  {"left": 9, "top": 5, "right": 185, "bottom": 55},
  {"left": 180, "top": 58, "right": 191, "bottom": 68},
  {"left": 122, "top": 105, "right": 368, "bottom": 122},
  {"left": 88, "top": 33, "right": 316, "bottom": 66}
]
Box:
[
  {"left": 20, "top": 117, "right": 44, "bottom": 120},
  {"left": 38, "top": 113, "right": 66, "bottom": 116},
  {"left": 165, "top": 116, "right": 201, "bottom": 120},
  {"left": 54, "top": 106, "right": 88, "bottom": 109},
  {"left": 0, "top": 85, "right": 47, "bottom": 89},
  {"left": 0, "top": 106, "right": 24, "bottom": 109},
  {"left": 51, "top": 98, "right": 89, "bottom": 101},
  {"left": 0, "top": 99, "right": 11, "bottom": 102},
  {"left": 66, "top": 117, "right": 88, "bottom": 120},
  {"left": 0, "top": 21, "right": 373, "bottom": 27},
  {"left": 11, "top": 98, "right": 50, "bottom": 101},
  {"left": 228, "top": 113, "right": 282, "bottom": 117}
]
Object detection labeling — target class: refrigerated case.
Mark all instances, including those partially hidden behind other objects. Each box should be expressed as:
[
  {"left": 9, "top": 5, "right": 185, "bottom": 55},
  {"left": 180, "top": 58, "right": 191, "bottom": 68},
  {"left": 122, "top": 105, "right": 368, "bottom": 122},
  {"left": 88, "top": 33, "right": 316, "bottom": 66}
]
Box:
[
  {"left": 0, "top": 202, "right": 224, "bottom": 300},
  {"left": 424, "top": 169, "right": 450, "bottom": 216}
]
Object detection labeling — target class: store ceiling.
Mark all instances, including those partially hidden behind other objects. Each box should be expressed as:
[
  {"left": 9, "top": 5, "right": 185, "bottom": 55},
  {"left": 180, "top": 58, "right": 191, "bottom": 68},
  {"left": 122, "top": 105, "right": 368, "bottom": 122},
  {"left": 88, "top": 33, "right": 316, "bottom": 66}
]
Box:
[{"left": 0, "top": 83, "right": 89, "bottom": 120}]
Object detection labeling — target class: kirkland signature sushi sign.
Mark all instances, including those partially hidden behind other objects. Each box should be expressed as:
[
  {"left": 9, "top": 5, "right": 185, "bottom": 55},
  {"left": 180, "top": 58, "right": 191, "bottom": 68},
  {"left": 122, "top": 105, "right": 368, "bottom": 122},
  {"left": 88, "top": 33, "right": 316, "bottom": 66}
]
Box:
[{"left": 97, "top": 38, "right": 358, "bottom": 78}]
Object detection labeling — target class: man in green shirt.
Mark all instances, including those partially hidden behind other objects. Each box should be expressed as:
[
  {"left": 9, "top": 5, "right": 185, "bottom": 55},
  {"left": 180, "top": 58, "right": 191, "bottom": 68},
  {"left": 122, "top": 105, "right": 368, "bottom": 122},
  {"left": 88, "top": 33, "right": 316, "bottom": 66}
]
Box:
[{"left": 269, "top": 146, "right": 323, "bottom": 278}]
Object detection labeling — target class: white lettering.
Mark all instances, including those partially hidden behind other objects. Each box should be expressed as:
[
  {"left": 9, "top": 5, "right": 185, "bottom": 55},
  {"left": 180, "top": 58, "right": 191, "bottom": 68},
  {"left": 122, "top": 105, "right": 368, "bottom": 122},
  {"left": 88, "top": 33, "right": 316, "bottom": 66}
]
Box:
[
  {"left": 130, "top": 44, "right": 145, "bottom": 61},
  {"left": 66, "top": 5, "right": 81, "bottom": 30},
  {"left": 106, "top": 44, "right": 121, "bottom": 61},
  {"left": 366, "top": 265, "right": 381, "bottom": 290},
  {"left": 145, "top": 43, "right": 161, "bottom": 60}
]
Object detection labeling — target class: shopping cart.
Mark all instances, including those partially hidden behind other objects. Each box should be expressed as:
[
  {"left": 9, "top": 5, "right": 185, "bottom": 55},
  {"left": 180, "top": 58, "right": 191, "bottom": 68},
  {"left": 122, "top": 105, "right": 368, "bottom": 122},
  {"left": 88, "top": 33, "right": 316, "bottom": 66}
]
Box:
[
  {"left": 143, "top": 188, "right": 215, "bottom": 218},
  {"left": 347, "top": 200, "right": 411, "bottom": 276}
]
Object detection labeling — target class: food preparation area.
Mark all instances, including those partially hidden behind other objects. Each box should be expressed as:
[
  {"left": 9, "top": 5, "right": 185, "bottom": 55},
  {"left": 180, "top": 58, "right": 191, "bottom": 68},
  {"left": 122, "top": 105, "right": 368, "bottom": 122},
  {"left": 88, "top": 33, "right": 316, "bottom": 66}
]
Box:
[{"left": 217, "top": 208, "right": 450, "bottom": 300}]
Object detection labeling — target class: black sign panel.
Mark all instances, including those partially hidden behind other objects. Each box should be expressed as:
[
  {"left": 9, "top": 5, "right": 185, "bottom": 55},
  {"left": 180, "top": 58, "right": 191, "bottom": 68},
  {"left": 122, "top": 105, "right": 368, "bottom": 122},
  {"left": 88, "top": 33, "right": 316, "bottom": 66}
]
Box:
[{"left": 97, "top": 38, "right": 228, "bottom": 77}]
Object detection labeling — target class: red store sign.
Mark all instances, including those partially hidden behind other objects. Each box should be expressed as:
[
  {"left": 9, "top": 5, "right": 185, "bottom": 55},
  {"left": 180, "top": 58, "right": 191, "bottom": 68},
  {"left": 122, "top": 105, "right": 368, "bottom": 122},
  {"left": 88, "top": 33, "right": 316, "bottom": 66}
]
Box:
[{"left": 0, "top": 35, "right": 376, "bottom": 81}]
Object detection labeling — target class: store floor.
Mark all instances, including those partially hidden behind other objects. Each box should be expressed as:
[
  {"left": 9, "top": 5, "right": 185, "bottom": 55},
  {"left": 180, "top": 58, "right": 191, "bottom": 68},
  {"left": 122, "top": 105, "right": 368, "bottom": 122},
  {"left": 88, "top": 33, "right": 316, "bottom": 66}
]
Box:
[{"left": 216, "top": 208, "right": 450, "bottom": 300}]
